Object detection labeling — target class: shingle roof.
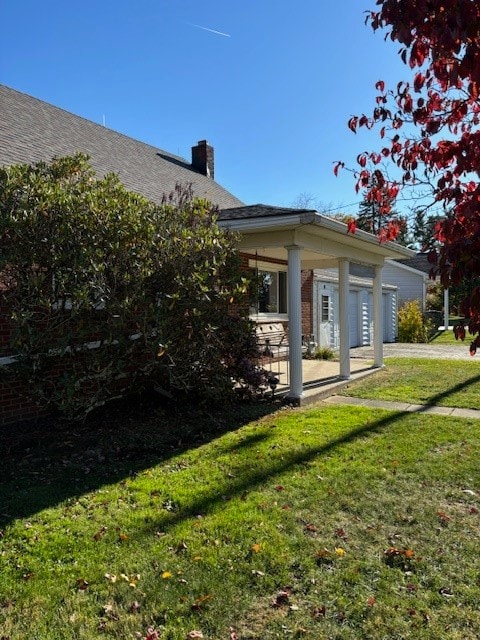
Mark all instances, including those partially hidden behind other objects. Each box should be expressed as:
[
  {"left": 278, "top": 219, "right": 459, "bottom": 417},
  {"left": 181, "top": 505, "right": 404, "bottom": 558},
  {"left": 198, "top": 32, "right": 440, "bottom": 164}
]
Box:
[
  {"left": 0, "top": 84, "right": 244, "bottom": 209},
  {"left": 219, "top": 204, "right": 316, "bottom": 220},
  {"left": 394, "top": 253, "right": 434, "bottom": 274}
]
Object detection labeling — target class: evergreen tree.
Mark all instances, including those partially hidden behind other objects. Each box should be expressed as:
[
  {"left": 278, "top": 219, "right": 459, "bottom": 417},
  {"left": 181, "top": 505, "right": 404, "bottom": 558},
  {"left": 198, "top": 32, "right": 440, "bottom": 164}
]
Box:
[{"left": 356, "top": 175, "right": 409, "bottom": 244}]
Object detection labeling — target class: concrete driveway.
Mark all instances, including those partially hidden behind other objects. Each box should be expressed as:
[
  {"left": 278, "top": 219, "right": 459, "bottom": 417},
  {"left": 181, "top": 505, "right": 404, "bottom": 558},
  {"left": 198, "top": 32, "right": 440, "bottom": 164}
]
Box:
[{"left": 350, "top": 342, "right": 476, "bottom": 361}]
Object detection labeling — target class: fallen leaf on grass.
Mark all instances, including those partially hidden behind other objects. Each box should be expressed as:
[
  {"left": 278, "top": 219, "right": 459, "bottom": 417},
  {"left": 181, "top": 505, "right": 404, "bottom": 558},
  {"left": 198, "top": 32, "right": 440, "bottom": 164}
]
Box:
[
  {"left": 104, "top": 573, "right": 117, "bottom": 583},
  {"left": 251, "top": 543, "right": 262, "bottom": 554},
  {"left": 384, "top": 547, "right": 416, "bottom": 571},
  {"left": 162, "top": 571, "right": 173, "bottom": 579},
  {"left": 367, "top": 596, "right": 376, "bottom": 607},
  {"left": 437, "top": 511, "right": 451, "bottom": 525},
  {"left": 312, "top": 605, "right": 327, "bottom": 618},
  {"left": 315, "top": 548, "right": 334, "bottom": 565},
  {"left": 272, "top": 588, "right": 291, "bottom": 608},
  {"left": 186, "top": 632, "right": 204, "bottom": 639},
  {"left": 334, "top": 527, "right": 348, "bottom": 540},
  {"left": 76, "top": 578, "right": 89, "bottom": 591},
  {"left": 120, "top": 573, "right": 140, "bottom": 587},
  {"left": 93, "top": 526, "right": 107, "bottom": 541},
  {"left": 102, "top": 603, "right": 119, "bottom": 620},
  {"left": 191, "top": 594, "right": 212, "bottom": 612}
]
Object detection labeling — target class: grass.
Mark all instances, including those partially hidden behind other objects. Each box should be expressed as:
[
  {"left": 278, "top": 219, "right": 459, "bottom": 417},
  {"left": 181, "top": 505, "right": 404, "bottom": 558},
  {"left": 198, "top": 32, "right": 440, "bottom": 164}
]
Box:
[
  {"left": 1, "top": 370, "right": 480, "bottom": 639},
  {"left": 429, "top": 330, "right": 462, "bottom": 345},
  {"left": 341, "top": 357, "right": 480, "bottom": 409}
]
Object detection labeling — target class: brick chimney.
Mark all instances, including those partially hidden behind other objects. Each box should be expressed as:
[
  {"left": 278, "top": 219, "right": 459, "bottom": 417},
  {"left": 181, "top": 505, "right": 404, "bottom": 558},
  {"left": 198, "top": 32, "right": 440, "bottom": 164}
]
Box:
[{"left": 191, "top": 140, "right": 214, "bottom": 179}]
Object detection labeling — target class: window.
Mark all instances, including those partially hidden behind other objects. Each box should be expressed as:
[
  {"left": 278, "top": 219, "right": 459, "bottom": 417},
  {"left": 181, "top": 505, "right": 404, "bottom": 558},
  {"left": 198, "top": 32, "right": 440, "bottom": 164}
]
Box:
[
  {"left": 256, "top": 269, "right": 287, "bottom": 314},
  {"left": 321, "top": 294, "right": 330, "bottom": 322}
]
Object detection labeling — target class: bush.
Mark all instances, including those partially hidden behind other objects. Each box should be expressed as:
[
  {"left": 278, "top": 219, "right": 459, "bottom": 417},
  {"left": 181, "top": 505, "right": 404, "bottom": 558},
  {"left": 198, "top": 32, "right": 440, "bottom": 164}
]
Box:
[
  {"left": 313, "top": 346, "right": 336, "bottom": 360},
  {"left": 397, "top": 300, "right": 434, "bottom": 343},
  {"left": 0, "top": 155, "right": 258, "bottom": 417}
]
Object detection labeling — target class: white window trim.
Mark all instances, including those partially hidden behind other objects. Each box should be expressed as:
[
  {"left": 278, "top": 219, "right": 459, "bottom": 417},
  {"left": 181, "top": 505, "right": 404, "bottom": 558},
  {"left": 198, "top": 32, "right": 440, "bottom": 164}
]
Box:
[{"left": 248, "top": 258, "right": 288, "bottom": 319}]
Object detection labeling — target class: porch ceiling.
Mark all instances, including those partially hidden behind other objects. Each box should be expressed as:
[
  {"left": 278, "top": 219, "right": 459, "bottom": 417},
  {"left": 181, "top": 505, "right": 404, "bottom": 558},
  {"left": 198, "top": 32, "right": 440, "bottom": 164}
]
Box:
[{"left": 218, "top": 206, "right": 414, "bottom": 267}]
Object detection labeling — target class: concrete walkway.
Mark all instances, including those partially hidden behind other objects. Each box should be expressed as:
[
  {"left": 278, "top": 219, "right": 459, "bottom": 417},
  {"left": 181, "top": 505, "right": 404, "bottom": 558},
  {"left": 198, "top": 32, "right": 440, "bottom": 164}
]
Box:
[
  {"left": 273, "top": 342, "right": 480, "bottom": 416},
  {"left": 321, "top": 394, "right": 480, "bottom": 419}
]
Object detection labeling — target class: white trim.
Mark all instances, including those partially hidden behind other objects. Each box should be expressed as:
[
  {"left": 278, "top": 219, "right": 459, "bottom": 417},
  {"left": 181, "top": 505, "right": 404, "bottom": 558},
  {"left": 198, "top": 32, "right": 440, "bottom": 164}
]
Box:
[
  {"left": 250, "top": 313, "right": 288, "bottom": 322},
  {"left": 0, "top": 333, "right": 143, "bottom": 367},
  {"left": 220, "top": 212, "right": 414, "bottom": 259}
]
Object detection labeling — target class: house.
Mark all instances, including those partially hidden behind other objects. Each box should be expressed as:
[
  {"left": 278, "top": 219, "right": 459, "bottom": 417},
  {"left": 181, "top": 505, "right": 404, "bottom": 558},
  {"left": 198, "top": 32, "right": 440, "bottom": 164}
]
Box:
[
  {"left": 312, "top": 269, "right": 398, "bottom": 348},
  {"left": 0, "top": 85, "right": 414, "bottom": 423},
  {"left": 350, "top": 259, "right": 429, "bottom": 311}
]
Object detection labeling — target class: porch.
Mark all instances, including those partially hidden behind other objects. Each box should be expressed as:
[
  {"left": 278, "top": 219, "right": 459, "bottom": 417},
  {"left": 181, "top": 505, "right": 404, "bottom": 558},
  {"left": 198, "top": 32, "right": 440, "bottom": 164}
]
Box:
[
  {"left": 219, "top": 204, "right": 414, "bottom": 405},
  {"left": 258, "top": 353, "right": 379, "bottom": 406}
]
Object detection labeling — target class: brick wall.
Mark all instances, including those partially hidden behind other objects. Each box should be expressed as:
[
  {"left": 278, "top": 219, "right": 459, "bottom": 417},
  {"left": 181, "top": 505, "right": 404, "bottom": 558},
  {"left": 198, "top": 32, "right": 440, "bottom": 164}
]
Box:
[{"left": 301, "top": 270, "right": 313, "bottom": 335}]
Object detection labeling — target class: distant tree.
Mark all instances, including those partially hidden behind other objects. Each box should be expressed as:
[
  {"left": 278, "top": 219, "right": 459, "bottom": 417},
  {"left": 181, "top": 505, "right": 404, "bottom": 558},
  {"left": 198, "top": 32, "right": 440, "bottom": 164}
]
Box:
[
  {"left": 411, "top": 210, "right": 444, "bottom": 251},
  {"left": 291, "top": 193, "right": 338, "bottom": 215},
  {"left": 291, "top": 192, "right": 318, "bottom": 209},
  {"left": 327, "top": 212, "right": 355, "bottom": 225},
  {"left": 356, "top": 174, "right": 409, "bottom": 244}
]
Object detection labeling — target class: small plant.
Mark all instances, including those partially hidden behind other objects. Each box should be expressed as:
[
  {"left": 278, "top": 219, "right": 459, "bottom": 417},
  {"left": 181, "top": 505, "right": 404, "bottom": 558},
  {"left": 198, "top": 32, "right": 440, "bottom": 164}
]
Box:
[
  {"left": 313, "top": 346, "right": 336, "bottom": 360},
  {"left": 397, "top": 300, "right": 434, "bottom": 343}
]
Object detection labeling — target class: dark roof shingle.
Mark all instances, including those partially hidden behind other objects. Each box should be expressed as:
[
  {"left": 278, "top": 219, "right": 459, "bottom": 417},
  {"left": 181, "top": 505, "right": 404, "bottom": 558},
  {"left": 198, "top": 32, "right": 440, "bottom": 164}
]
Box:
[
  {"left": 0, "top": 85, "right": 244, "bottom": 209},
  {"left": 219, "top": 204, "right": 316, "bottom": 220}
]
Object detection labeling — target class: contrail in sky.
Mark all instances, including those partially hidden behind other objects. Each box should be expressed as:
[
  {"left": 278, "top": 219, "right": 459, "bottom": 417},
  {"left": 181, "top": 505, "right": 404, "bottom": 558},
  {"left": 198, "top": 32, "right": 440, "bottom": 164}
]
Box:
[{"left": 188, "top": 23, "right": 231, "bottom": 37}]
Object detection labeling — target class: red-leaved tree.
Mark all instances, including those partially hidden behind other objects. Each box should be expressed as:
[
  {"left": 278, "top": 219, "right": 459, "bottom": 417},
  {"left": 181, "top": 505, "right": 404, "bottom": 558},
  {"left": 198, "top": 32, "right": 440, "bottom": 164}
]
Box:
[{"left": 335, "top": 1, "right": 480, "bottom": 353}]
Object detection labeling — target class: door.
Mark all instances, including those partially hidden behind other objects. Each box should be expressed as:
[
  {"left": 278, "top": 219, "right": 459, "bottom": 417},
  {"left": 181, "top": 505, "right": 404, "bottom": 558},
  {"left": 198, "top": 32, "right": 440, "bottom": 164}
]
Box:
[{"left": 315, "top": 284, "right": 333, "bottom": 347}]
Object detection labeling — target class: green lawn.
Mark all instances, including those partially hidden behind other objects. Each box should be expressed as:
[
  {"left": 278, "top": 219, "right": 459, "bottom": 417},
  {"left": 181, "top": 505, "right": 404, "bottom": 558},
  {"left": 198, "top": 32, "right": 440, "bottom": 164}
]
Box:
[
  {"left": 1, "top": 382, "right": 480, "bottom": 639},
  {"left": 429, "top": 330, "right": 462, "bottom": 345},
  {"left": 342, "top": 357, "right": 480, "bottom": 409}
]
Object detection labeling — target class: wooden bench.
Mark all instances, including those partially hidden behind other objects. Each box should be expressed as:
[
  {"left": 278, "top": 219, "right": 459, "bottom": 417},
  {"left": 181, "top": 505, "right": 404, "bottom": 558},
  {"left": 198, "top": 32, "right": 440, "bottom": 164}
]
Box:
[{"left": 255, "top": 322, "right": 289, "bottom": 361}]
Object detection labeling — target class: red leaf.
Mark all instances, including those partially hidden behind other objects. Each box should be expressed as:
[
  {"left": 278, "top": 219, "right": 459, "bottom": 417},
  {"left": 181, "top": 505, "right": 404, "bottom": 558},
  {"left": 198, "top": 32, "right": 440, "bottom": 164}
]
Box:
[
  {"left": 348, "top": 116, "right": 358, "bottom": 133},
  {"left": 375, "top": 80, "right": 385, "bottom": 92},
  {"left": 333, "top": 161, "right": 344, "bottom": 177},
  {"left": 347, "top": 218, "right": 357, "bottom": 234},
  {"left": 357, "top": 153, "right": 367, "bottom": 168}
]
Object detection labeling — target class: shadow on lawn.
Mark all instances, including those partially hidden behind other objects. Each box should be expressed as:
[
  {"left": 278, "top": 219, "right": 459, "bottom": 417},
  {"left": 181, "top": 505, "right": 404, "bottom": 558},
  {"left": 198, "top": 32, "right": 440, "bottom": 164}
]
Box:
[
  {"left": 137, "top": 407, "right": 411, "bottom": 538},
  {"left": 420, "top": 372, "right": 480, "bottom": 408},
  {"left": 137, "top": 379, "right": 480, "bottom": 538},
  {"left": 0, "top": 394, "right": 279, "bottom": 529},
  {"left": 1, "top": 371, "right": 478, "bottom": 530}
]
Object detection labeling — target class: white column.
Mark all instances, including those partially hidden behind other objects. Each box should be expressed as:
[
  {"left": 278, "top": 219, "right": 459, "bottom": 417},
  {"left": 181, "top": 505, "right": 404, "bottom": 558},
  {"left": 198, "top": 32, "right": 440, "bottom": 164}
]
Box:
[
  {"left": 373, "top": 264, "right": 384, "bottom": 368},
  {"left": 286, "top": 245, "right": 303, "bottom": 402},
  {"left": 338, "top": 258, "right": 350, "bottom": 380},
  {"left": 444, "top": 287, "right": 449, "bottom": 330}
]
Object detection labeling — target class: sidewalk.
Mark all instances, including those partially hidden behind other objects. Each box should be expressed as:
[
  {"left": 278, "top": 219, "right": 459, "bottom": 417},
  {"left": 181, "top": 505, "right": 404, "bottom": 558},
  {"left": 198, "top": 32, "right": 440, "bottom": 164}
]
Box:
[{"left": 321, "top": 395, "right": 480, "bottom": 419}]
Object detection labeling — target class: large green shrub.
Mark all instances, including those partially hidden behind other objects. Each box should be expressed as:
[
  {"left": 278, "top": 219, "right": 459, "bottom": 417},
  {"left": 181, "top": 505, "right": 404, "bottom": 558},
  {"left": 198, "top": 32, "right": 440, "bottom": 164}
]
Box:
[
  {"left": 397, "top": 299, "right": 434, "bottom": 343},
  {"left": 0, "top": 154, "right": 258, "bottom": 417}
]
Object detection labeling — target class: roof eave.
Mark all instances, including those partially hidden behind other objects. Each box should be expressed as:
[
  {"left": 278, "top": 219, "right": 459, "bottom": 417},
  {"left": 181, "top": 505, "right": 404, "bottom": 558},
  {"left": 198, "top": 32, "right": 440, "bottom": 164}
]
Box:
[{"left": 218, "top": 211, "right": 415, "bottom": 261}]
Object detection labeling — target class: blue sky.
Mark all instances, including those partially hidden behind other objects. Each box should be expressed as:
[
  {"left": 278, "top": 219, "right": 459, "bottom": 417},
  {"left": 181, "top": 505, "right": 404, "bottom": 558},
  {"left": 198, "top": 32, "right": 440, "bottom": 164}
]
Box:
[{"left": 1, "top": 0, "right": 409, "bottom": 216}]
